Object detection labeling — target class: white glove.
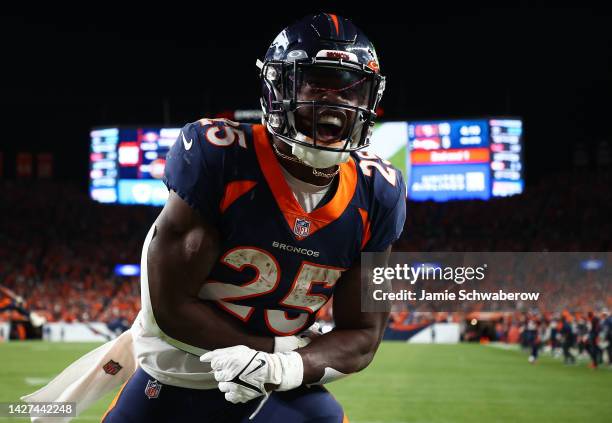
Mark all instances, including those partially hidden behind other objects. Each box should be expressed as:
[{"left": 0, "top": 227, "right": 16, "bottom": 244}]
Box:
[{"left": 200, "top": 345, "right": 303, "bottom": 404}]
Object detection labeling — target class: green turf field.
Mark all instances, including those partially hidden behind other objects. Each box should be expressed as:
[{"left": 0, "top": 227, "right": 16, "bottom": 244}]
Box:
[{"left": 0, "top": 342, "right": 610, "bottom": 422}]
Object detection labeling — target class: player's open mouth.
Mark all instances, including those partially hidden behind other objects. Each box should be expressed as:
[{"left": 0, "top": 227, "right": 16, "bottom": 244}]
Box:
[{"left": 315, "top": 109, "right": 347, "bottom": 143}]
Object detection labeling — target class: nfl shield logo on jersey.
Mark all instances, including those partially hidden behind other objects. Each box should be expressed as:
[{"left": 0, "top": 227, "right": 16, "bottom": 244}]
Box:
[
  {"left": 294, "top": 218, "right": 311, "bottom": 237},
  {"left": 144, "top": 379, "right": 162, "bottom": 399}
]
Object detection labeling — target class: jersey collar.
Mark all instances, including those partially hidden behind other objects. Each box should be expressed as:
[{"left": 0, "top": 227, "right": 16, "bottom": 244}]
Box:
[{"left": 253, "top": 125, "right": 357, "bottom": 240}]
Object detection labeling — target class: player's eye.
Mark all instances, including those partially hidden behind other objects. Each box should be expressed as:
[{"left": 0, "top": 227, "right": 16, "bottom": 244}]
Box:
[{"left": 301, "top": 68, "right": 370, "bottom": 101}]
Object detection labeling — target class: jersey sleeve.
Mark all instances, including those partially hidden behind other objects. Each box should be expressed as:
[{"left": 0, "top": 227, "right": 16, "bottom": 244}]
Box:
[
  {"left": 363, "top": 168, "right": 407, "bottom": 252},
  {"left": 163, "top": 121, "right": 224, "bottom": 224}
]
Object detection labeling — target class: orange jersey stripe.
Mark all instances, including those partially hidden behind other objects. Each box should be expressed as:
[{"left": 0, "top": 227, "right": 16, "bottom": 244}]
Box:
[
  {"left": 252, "top": 124, "right": 357, "bottom": 239},
  {"left": 219, "top": 180, "right": 257, "bottom": 213},
  {"left": 358, "top": 208, "right": 372, "bottom": 250}
]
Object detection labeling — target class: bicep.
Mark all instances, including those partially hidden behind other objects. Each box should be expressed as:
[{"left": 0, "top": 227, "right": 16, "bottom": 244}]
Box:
[{"left": 148, "top": 190, "right": 220, "bottom": 314}]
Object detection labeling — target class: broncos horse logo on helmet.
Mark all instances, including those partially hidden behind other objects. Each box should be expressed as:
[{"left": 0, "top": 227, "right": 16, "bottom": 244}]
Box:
[{"left": 257, "top": 13, "right": 386, "bottom": 169}]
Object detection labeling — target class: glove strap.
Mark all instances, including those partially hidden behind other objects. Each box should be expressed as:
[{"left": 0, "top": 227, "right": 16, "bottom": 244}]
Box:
[{"left": 276, "top": 351, "right": 303, "bottom": 391}]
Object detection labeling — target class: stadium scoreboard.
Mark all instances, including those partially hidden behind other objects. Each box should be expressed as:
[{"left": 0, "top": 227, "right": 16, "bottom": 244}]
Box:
[
  {"left": 89, "top": 127, "right": 179, "bottom": 206},
  {"left": 407, "top": 118, "right": 523, "bottom": 201},
  {"left": 89, "top": 118, "right": 523, "bottom": 205}
]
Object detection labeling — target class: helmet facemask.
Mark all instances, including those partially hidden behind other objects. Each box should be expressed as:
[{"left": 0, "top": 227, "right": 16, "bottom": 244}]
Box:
[{"left": 260, "top": 57, "right": 385, "bottom": 163}]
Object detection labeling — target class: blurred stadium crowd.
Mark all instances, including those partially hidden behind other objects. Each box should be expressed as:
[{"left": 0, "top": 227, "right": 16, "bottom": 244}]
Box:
[
  {"left": 0, "top": 181, "right": 155, "bottom": 327},
  {"left": 1, "top": 169, "right": 610, "bottom": 350},
  {"left": 397, "top": 169, "right": 611, "bottom": 252}
]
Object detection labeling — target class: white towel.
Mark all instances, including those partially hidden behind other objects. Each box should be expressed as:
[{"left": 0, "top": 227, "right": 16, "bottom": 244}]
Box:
[{"left": 20, "top": 329, "right": 137, "bottom": 422}]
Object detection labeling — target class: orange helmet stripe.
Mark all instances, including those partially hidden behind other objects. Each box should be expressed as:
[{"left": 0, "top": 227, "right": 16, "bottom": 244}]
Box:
[{"left": 327, "top": 13, "right": 340, "bottom": 36}]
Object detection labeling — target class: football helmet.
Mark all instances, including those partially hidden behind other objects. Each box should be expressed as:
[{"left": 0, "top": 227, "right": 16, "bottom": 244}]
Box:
[{"left": 257, "top": 13, "right": 385, "bottom": 168}]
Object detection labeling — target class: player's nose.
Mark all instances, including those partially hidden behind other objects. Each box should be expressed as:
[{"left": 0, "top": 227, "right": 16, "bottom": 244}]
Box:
[{"left": 320, "top": 90, "right": 343, "bottom": 103}]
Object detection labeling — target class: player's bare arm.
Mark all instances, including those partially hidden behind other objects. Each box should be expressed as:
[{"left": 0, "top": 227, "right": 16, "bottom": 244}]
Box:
[
  {"left": 147, "top": 189, "right": 274, "bottom": 353},
  {"left": 298, "top": 250, "right": 391, "bottom": 383}
]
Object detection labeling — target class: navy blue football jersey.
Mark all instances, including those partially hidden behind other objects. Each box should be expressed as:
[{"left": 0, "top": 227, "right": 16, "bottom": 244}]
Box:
[{"left": 163, "top": 118, "right": 406, "bottom": 336}]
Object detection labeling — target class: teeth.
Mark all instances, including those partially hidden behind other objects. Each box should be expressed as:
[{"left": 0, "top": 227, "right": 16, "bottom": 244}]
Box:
[{"left": 319, "top": 115, "right": 343, "bottom": 128}]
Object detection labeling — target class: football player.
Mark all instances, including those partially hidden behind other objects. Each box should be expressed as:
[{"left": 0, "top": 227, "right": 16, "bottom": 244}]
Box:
[
  {"left": 0, "top": 284, "right": 45, "bottom": 328},
  {"left": 102, "top": 13, "right": 406, "bottom": 422},
  {"left": 586, "top": 311, "right": 602, "bottom": 368}
]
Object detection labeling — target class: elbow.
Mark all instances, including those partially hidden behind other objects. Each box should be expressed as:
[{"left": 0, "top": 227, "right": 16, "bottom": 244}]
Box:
[
  {"left": 351, "top": 354, "right": 374, "bottom": 374},
  {"left": 353, "top": 330, "right": 381, "bottom": 372},
  {"left": 355, "top": 347, "right": 376, "bottom": 373}
]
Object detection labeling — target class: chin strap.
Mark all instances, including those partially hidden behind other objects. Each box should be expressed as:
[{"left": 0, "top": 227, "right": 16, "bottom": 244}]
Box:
[{"left": 271, "top": 142, "right": 340, "bottom": 179}]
